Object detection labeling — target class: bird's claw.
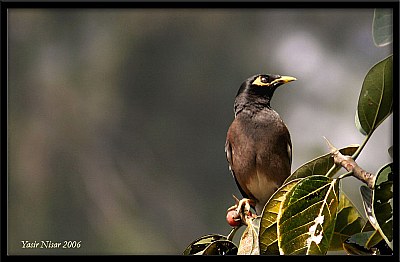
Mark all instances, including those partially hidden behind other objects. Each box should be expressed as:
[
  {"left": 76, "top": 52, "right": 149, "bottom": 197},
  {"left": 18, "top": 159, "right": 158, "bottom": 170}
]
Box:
[{"left": 226, "top": 196, "right": 257, "bottom": 226}]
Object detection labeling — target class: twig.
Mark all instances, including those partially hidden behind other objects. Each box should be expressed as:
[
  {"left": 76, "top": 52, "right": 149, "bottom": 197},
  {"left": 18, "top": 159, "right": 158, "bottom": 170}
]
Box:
[
  {"left": 227, "top": 225, "right": 241, "bottom": 241},
  {"left": 323, "top": 137, "right": 375, "bottom": 189}
]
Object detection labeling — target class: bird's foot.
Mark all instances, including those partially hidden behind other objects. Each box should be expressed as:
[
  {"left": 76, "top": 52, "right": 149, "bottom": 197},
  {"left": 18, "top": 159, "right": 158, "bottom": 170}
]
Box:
[{"left": 226, "top": 195, "right": 257, "bottom": 227}]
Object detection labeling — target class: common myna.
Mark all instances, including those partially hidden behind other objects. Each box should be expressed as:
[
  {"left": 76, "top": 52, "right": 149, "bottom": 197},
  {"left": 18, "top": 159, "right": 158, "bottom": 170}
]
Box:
[{"left": 225, "top": 74, "right": 296, "bottom": 215}]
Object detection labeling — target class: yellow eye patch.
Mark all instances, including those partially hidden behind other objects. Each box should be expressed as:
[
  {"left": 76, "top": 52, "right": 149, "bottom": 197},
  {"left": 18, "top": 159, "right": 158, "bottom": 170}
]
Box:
[
  {"left": 252, "top": 75, "right": 297, "bottom": 87},
  {"left": 251, "top": 76, "right": 270, "bottom": 86}
]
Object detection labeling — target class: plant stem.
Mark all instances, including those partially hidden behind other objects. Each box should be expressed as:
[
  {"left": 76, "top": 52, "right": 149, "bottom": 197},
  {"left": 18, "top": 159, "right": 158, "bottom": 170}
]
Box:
[
  {"left": 227, "top": 226, "right": 241, "bottom": 241},
  {"left": 351, "top": 132, "right": 372, "bottom": 160},
  {"left": 324, "top": 132, "right": 371, "bottom": 178},
  {"left": 325, "top": 137, "right": 375, "bottom": 188}
]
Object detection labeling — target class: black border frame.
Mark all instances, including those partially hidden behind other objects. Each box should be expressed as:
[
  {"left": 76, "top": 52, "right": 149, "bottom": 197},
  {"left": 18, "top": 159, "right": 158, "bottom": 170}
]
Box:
[{"left": 1, "top": 1, "right": 399, "bottom": 260}]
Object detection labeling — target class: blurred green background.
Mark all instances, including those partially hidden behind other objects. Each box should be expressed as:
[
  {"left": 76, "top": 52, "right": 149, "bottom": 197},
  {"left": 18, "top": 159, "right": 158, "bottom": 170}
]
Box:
[{"left": 8, "top": 8, "right": 392, "bottom": 255}]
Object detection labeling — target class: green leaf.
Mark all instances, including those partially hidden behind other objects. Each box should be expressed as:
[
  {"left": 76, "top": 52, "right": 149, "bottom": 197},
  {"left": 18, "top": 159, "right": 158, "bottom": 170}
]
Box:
[
  {"left": 373, "top": 9, "right": 393, "bottom": 47},
  {"left": 361, "top": 186, "right": 374, "bottom": 224},
  {"left": 201, "top": 239, "right": 238, "bottom": 255},
  {"left": 237, "top": 217, "right": 260, "bottom": 255},
  {"left": 330, "top": 192, "right": 365, "bottom": 251},
  {"left": 361, "top": 221, "right": 383, "bottom": 249},
  {"left": 355, "top": 55, "right": 393, "bottom": 135},
  {"left": 365, "top": 230, "right": 383, "bottom": 249},
  {"left": 183, "top": 234, "right": 231, "bottom": 255},
  {"left": 343, "top": 230, "right": 391, "bottom": 255},
  {"left": 361, "top": 220, "right": 375, "bottom": 232},
  {"left": 373, "top": 163, "right": 393, "bottom": 248},
  {"left": 360, "top": 163, "right": 393, "bottom": 250},
  {"left": 259, "top": 179, "right": 301, "bottom": 255},
  {"left": 388, "top": 145, "right": 392, "bottom": 159},
  {"left": 277, "top": 176, "right": 339, "bottom": 255},
  {"left": 285, "top": 145, "right": 359, "bottom": 183},
  {"left": 342, "top": 231, "right": 378, "bottom": 255}
]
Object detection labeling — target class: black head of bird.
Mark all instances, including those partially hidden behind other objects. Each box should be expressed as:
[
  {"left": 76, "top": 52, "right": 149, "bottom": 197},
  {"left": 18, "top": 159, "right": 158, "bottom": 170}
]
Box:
[
  {"left": 234, "top": 74, "right": 297, "bottom": 116},
  {"left": 225, "top": 74, "right": 296, "bottom": 215}
]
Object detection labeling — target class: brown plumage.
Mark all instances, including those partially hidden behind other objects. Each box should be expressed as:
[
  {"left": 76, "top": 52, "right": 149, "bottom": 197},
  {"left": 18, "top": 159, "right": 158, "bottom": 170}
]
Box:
[{"left": 225, "top": 74, "right": 296, "bottom": 215}]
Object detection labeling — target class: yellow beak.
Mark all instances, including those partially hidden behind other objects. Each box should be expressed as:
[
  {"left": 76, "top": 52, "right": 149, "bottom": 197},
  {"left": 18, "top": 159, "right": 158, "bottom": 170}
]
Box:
[{"left": 270, "top": 75, "right": 297, "bottom": 85}]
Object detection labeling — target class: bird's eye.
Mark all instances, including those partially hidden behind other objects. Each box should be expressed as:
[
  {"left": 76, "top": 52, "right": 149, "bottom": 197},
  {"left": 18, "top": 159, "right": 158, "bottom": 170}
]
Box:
[{"left": 260, "top": 76, "right": 269, "bottom": 83}]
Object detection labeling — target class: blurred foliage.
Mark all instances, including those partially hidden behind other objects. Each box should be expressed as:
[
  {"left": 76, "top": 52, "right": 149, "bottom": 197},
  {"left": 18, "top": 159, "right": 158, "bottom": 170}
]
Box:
[
  {"left": 372, "top": 9, "right": 393, "bottom": 47},
  {"left": 8, "top": 8, "right": 392, "bottom": 254}
]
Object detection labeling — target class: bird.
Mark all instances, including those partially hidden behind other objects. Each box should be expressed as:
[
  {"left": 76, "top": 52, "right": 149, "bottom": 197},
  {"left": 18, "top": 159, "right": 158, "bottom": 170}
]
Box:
[{"left": 225, "top": 74, "right": 296, "bottom": 216}]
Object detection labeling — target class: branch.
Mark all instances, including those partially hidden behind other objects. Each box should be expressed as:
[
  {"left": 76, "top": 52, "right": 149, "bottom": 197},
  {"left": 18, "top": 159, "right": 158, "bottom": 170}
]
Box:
[{"left": 323, "top": 137, "right": 375, "bottom": 189}]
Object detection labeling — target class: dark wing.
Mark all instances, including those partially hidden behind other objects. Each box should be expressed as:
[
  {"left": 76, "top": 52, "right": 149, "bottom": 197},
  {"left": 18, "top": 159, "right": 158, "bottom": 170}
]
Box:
[
  {"left": 225, "top": 137, "right": 250, "bottom": 199},
  {"left": 283, "top": 123, "right": 292, "bottom": 167},
  {"left": 287, "top": 136, "right": 292, "bottom": 167}
]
